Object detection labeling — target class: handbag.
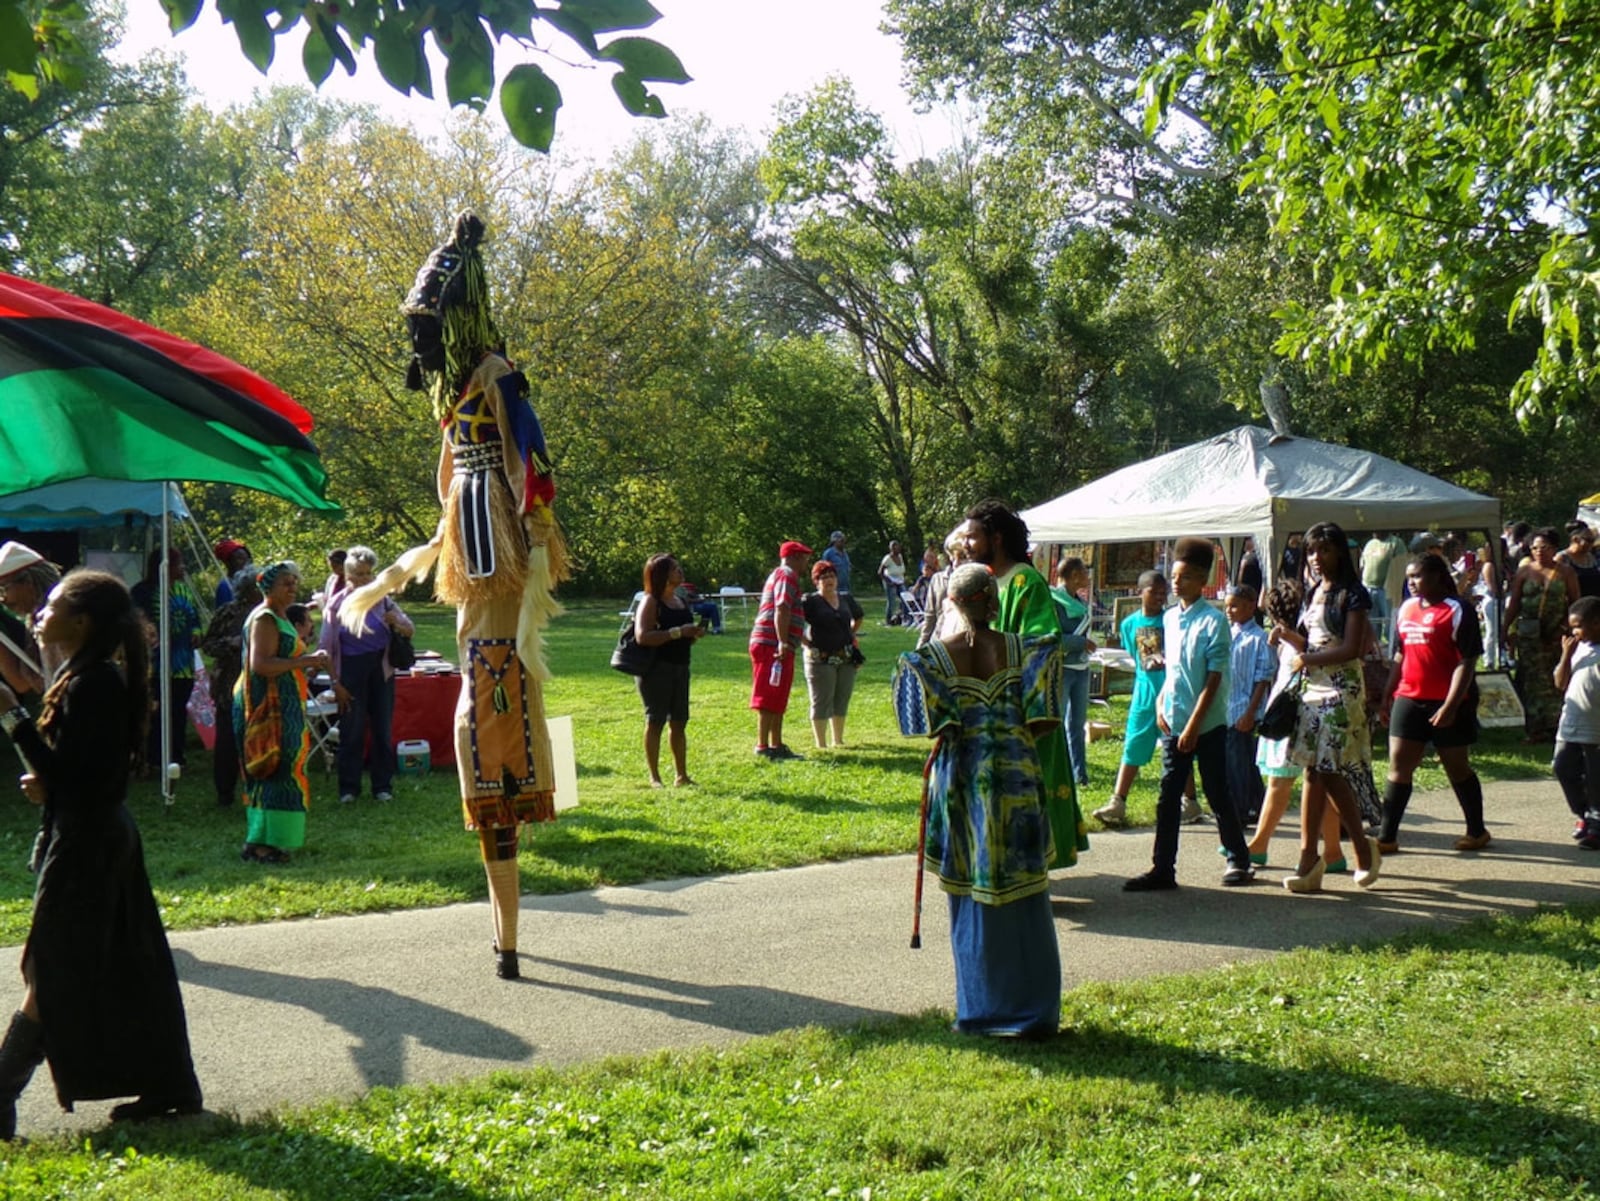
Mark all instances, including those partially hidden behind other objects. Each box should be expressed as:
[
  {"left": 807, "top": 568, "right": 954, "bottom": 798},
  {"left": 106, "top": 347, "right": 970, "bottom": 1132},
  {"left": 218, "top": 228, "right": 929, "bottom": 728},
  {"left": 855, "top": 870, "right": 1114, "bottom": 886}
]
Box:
[
  {"left": 610, "top": 623, "right": 656, "bottom": 676},
  {"left": 387, "top": 630, "right": 417, "bottom": 671},
  {"left": 1255, "top": 671, "right": 1303, "bottom": 741},
  {"left": 241, "top": 683, "right": 283, "bottom": 779}
]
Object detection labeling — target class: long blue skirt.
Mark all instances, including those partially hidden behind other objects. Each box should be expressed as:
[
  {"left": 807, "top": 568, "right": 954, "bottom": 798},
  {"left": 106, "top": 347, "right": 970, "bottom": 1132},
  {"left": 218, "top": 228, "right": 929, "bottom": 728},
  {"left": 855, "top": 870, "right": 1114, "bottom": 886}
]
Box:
[{"left": 948, "top": 890, "right": 1061, "bottom": 1037}]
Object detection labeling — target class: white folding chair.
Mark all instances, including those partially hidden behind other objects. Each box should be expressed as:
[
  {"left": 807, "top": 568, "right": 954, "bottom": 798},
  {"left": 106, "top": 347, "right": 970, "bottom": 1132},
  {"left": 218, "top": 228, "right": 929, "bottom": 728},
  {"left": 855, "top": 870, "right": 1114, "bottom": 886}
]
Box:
[
  {"left": 619, "top": 590, "right": 647, "bottom": 626},
  {"left": 305, "top": 692, "right": 340, "bottom": 772},
  {"left": 718, "top": 585, "right": 749, "bottom": 629},
  {"left": 899, "top": 584, "right": 928, "bottom": 626}
]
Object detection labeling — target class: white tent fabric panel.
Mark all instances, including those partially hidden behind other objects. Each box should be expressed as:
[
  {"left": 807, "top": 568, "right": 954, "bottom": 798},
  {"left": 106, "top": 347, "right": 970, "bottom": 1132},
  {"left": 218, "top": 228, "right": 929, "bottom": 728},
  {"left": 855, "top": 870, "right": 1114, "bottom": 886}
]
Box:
[{"left": 1021, "top": 426, "right": 1500, "bottom": 583}]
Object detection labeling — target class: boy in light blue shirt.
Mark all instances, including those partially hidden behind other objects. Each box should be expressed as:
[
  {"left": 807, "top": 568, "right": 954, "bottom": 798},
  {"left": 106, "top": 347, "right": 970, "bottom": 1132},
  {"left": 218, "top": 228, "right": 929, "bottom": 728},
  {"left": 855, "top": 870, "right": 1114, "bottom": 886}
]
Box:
[
  {"left": 1225, "top": 586, "right": 1276, "bottom": 826},
  {"left": 1124, "top": 538, "right": 1255, "bottom": 891}
]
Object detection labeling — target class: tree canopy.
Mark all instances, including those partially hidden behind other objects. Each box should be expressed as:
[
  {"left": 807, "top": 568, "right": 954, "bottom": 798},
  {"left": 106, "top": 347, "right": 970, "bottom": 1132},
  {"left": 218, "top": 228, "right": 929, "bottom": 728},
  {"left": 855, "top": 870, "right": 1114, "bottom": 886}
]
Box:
[{"left": 1159, "top": 0, "right": 1600, "bottom": 418}]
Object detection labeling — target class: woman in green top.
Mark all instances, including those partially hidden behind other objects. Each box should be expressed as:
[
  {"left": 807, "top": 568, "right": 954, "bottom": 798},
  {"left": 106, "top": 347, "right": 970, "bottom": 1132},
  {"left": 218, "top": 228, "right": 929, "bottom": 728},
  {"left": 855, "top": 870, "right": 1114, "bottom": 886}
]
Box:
[{"left": 234, "top": 562, "right": 328, "bottom": 864}]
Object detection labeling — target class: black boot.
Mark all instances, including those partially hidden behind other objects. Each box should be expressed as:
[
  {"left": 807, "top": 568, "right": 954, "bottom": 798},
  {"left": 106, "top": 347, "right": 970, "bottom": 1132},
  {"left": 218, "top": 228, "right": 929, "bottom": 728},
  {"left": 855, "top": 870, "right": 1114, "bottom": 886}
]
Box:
[
  {"left": 0, "top": 1010, "right": 45, "bottom": 1141},
  {"left": 1378, "top": 780, "right": 1413, "bottom": 848}
]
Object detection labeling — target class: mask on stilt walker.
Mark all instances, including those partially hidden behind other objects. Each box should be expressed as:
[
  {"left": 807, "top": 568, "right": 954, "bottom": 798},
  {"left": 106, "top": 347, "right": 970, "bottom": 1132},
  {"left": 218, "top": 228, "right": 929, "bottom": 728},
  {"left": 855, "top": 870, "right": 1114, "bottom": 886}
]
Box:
[{"left": 344, "top": 211, "right": 570, "bottom": 980}]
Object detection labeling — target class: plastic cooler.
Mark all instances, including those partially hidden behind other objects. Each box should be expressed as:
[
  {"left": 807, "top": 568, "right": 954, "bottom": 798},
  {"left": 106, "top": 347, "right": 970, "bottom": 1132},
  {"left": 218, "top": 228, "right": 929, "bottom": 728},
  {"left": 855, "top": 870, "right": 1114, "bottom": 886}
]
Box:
[{"left": 396, "top": 739, "right": 431, "bottom": 776}]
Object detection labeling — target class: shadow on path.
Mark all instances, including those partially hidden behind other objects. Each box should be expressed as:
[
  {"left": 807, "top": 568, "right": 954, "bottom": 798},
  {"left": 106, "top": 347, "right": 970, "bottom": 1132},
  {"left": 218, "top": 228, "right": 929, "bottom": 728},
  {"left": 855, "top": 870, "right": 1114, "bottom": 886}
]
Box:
[
  {"left": 527, "top": 956, "right": 899, "bottom": 1037},
  {"left": 172, "top": 948, "right": 533, "bottom": 1089}
]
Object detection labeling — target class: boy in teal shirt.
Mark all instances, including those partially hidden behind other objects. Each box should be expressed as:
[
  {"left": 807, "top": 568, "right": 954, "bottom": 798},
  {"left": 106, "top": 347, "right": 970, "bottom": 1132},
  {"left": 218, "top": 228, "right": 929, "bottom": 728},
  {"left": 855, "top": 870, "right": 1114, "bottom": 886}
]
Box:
[{"left": 1124, "top": 539, "right": 1255, "bottom": 890}]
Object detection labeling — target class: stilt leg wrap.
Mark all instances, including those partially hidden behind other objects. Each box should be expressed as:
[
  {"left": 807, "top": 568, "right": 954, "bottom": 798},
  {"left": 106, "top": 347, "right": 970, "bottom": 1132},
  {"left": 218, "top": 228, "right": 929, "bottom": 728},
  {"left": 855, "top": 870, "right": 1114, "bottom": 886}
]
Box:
[
  {"left": 0, "top": 1010, "right": 45, "bottom": 1141},
  {"left": 484, "top": 854, "right": 521, "bottom": 955}
]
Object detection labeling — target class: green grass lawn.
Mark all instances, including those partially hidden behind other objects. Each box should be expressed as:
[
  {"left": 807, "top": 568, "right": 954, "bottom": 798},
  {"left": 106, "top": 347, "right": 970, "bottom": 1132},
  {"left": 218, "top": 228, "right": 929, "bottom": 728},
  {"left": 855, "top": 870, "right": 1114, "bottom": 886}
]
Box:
[
  {"left": 0, "top": 602, "right": 1558, "bottom": 945},
  {"left": 0, "top": 601, "right": 1588, "bottom": 1197},
  {"left": 2, "top": 903, "right": 1595, "bottom": 1198}
]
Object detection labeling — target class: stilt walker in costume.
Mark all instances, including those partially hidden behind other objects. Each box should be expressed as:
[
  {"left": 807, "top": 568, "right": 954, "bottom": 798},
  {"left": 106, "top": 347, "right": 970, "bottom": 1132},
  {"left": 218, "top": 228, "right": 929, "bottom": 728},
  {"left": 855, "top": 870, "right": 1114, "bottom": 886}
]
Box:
[{"left": 341, "top": 212, "right": 569, "bottom": 980}]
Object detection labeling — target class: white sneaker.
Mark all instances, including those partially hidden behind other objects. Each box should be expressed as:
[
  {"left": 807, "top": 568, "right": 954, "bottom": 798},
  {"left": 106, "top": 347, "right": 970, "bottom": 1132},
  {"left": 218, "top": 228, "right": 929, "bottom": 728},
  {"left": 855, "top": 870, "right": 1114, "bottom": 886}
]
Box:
[
  {"left": 338, "top": 793, "right": 356, "bottom": 805},
  {"left": 1092, "top": 796, "right": 1127, "bottom": 826},
  {"left": 374, "top": 791, "right": 393, "bottom": 803},
  {"left": 1179, "top": 799, "right": 1208, "bottom": 824}
]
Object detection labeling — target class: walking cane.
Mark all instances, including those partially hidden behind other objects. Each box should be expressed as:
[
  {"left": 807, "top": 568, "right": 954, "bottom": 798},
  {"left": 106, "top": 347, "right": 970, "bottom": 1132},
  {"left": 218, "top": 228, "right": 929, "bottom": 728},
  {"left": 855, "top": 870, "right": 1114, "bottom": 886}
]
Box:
[{"left": 910, "top": 736, "right": 940, "bottom": 949}]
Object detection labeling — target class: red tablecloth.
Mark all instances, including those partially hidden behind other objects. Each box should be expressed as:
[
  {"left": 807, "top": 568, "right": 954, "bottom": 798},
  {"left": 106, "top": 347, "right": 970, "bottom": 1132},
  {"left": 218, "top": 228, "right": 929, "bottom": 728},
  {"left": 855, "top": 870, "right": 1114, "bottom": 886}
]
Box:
[{"left": 392, "top": 670, "right": 460, "bottom": 767}]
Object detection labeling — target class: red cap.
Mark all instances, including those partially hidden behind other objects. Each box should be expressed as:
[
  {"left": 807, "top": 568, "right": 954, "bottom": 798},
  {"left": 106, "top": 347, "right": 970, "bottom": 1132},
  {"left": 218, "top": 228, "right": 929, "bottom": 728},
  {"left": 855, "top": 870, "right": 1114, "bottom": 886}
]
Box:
[
  {"left": 779, "top": 540, "right": 813, "bottom": 559},
  {"left": 213, "top": 539, "right": 246, "bottom": 563}
]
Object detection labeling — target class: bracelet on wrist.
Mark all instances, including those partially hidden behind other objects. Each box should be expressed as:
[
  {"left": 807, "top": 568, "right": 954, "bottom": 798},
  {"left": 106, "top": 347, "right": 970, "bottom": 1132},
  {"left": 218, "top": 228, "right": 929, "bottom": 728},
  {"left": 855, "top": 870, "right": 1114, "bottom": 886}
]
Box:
[{"left": 0, "top": 706, "right": 30, "bottom": 737}]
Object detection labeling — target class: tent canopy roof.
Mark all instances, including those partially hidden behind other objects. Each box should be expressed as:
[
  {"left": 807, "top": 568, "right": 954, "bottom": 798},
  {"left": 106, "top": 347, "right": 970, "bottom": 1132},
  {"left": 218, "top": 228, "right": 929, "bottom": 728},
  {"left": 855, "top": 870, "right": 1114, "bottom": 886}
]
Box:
[
  {"left": 1022, "top": 426, "right": 1500, "bottom": 545},
  {"left": 0, "top": 479, "right": 189, "bottom": 531}
]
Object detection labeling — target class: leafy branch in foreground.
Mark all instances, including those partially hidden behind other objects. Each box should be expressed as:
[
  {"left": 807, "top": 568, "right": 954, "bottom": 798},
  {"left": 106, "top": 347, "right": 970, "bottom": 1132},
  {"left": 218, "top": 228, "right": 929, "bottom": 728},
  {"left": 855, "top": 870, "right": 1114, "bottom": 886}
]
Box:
[{"left": 2, "top": 0, "right": 691, "bottom": 150}]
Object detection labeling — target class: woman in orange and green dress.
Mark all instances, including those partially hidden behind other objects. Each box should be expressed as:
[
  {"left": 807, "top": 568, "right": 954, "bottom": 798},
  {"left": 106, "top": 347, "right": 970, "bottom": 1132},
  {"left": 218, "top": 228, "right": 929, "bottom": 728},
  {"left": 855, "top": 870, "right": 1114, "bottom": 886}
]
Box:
[{"left": 234, "top": 561, "right": 327, "bottom": 864}]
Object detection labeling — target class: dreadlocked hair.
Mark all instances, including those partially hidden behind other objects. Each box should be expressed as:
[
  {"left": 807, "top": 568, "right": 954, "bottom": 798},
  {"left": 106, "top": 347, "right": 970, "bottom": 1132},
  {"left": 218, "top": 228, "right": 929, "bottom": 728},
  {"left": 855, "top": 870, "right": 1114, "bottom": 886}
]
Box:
[
  {"left": 436, "top": 213, "right": 503, "bottom": 415},
  {"left": 36, "top": 570, "right": 150, "bottom": 772}
]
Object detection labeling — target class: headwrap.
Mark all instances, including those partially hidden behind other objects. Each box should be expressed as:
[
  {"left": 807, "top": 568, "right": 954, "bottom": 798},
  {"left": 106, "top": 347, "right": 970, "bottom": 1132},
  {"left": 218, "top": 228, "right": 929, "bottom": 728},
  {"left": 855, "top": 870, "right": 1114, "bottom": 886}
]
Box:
[
  {"left": 231, "top": 566, "right": 263, "bottom": 598},
  {"left": 402, "top": 211, "right": 501, "bottom": 415},
  {"left": 0, "top": 541, "right": 45, "bottom": 581},
  {"left": 946, "top": 562, "right": 997, "bottom": 642},
  {"left": 213, "top": 538, "right": 247, "bottom": 564},
  {"left": 256, "top": 561, "right": 300, "bottom": 591}
]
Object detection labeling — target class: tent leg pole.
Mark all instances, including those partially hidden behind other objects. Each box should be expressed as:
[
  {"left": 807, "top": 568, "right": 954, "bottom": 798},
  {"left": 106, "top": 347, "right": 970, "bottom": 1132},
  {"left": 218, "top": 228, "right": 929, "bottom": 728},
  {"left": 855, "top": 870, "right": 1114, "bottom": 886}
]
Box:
[{"left": 160, "top": 487, "right": 174, "bottom": 809}]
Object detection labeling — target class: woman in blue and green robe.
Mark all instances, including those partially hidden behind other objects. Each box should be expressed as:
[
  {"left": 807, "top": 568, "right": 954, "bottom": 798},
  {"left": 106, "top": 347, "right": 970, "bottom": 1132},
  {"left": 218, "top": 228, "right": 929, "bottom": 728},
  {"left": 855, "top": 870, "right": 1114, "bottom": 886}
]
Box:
[
  {"left": 233, "top": 562, "right": 326, "bottom": 863},
  {"left": 894, "top": 563, "right": 1062, "bottom": 1038}
]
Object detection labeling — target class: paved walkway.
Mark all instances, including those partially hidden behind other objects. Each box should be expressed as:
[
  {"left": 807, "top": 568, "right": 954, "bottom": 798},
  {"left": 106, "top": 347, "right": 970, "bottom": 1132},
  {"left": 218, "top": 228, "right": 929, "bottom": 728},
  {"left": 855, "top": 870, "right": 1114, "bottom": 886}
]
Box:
[{"left": 6, "top": 779, "right": 1598, "bottom": 1135}]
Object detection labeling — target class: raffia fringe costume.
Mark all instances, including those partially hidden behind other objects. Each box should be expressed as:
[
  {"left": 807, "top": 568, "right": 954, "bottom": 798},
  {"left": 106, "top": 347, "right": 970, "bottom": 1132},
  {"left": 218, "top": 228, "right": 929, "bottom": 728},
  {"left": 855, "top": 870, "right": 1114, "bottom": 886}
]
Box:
[{"left": 344, "top": 352, "right": 569, "bottom": 960}]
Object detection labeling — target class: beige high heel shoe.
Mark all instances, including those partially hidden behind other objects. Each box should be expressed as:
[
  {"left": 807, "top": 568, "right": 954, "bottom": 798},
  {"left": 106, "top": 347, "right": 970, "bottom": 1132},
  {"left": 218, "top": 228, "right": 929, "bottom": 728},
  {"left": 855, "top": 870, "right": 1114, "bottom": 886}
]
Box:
[
  {"left": 1284, "top": 856, "right": 1326, "bottom": 894},
  {"left": 1355, "top": 837, "right": 1383, "bottom": 889}
]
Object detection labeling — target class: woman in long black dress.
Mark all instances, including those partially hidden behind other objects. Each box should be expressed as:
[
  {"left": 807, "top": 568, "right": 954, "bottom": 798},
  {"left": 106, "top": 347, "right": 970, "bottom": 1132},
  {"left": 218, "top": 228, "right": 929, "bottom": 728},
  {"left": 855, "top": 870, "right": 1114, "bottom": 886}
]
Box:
[{"left": 0, "top": 570, "right": 202, "bottom": 1139}]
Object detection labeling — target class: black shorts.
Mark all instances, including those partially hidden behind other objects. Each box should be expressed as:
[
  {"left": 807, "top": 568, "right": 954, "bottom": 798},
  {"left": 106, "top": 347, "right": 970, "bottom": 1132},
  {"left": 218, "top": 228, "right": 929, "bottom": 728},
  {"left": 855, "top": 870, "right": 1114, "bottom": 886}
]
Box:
[
  {"left": 638, "top": 661, "right": 691, "bottom": 726},
  {"left": 1390, "top": 694, "right": 1478, "bottom": 749}
]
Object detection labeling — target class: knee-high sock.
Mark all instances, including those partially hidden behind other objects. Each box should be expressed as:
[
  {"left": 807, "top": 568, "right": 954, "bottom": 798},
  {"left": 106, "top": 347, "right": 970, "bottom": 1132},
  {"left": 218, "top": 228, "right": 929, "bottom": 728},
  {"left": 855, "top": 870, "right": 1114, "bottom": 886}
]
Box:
[
  {"left": 1452, "top": 773, "right": 1486, "bottom": 836},
  {"left": 480, "top": 827, "right": 521, "bottom": 952},
  {"left": 1379, "top": 780, "right": 1413, "bottom": 843}
]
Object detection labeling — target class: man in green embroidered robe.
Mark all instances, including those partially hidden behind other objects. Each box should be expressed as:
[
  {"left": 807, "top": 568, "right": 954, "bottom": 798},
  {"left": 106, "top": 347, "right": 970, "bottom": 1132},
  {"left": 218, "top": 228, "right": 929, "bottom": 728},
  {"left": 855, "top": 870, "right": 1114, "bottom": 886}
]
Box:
[{"left": 960, "top": 499, "right": 1088, "bottom": 867}]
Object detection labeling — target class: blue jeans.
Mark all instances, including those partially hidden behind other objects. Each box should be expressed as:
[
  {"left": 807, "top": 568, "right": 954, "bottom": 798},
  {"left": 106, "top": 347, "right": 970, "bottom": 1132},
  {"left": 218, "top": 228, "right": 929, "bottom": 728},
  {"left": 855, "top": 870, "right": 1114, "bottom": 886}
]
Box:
[
  {"left": 1225, "top": 726, "right": 1265, "bottom": 823},
  {"left": 1061, "top": 668, "right": 1090, "bottom": 786},
  {"left": 1152, "top": 726, "right": 1250, "bottom": 877},
  {"left": 337, "top": 650, "right": 396, "bottom": 796}
]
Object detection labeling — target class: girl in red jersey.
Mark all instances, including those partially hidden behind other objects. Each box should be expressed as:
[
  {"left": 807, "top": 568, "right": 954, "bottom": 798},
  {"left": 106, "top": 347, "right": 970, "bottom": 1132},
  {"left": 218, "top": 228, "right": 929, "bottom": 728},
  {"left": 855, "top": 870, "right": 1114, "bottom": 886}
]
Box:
[{"left": 1375, "top": 554, "right": 1488, "bottom": 853}]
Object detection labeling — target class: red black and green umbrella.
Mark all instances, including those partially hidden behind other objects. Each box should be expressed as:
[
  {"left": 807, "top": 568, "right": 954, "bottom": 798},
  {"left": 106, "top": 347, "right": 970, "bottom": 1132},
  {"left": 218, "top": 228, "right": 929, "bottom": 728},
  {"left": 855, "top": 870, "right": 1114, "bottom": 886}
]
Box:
[{"left": 0, "top": 272, "right": 340, "bottom": 513}]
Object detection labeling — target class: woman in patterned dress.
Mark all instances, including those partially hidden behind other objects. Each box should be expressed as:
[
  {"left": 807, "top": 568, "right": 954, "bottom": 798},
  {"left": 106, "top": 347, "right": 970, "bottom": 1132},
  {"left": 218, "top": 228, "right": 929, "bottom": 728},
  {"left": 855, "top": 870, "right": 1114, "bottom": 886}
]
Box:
[
  {"left": 235, "top": 562, "right": 326, "bottom": 864},
  {"left": 1280, "top": 523, "right": 1382, "bottom": 893},
  {"left": 1504, "top": 527, "right": 1582, "bottom": 742},
  {"left": 894, "top": 563, "right": 1062, "bottom": 1038}
]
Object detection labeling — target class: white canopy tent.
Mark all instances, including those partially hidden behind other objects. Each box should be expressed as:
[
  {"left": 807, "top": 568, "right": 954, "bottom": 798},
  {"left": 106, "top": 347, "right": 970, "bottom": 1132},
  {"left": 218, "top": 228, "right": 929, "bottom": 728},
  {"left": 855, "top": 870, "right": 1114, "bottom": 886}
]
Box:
[{"left": 1021, "top": 426, "right": 1502, "bottom": 587}]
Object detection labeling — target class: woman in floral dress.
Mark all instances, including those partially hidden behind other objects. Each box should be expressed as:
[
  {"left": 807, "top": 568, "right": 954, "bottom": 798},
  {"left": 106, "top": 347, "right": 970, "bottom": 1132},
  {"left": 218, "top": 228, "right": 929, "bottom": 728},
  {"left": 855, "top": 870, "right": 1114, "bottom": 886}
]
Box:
[{"left": 1280, "top": 523, "right": 1382, "bottom": 893}]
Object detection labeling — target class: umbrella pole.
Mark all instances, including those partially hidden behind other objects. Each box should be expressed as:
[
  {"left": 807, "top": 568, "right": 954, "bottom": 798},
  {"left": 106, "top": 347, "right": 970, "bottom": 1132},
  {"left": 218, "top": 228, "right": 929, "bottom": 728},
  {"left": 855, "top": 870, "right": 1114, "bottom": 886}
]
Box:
[{"left": 160, "top": 487, "right": 174, "bottom": 808}]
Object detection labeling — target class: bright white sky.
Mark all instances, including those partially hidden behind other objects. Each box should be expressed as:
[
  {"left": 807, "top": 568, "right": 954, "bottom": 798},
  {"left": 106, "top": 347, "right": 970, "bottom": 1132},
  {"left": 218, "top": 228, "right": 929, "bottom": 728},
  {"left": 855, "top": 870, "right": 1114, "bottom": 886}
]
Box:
[{"left": 114, "top": 0, "right": 964, "bottom": 164}]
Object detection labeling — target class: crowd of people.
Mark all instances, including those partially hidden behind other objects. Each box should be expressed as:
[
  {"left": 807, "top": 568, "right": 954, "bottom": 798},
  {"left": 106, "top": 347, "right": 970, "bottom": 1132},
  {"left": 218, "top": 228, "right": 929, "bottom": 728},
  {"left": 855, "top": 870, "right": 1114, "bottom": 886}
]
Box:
[{"left": 2, "top": 213, "right": 1596, "bottom": 1134}]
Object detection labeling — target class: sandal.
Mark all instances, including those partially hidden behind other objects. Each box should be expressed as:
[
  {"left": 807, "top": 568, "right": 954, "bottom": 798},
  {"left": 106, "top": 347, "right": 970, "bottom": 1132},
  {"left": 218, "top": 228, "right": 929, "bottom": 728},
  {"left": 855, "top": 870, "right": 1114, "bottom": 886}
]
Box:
[{"left": 240, "top": 846, "right": 291, "bottom": 865}]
